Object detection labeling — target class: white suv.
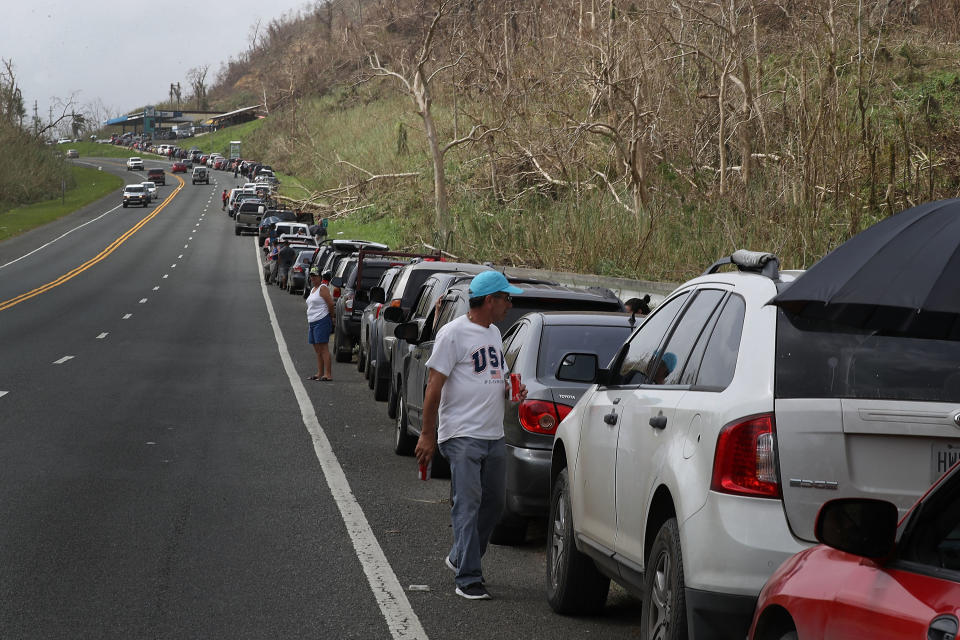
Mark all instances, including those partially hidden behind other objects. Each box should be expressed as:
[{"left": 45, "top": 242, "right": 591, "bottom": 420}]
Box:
[
  {"left": 547, "top": 250, "right": 960, "bottom": 640},
  {"left": 126, "top": 157, "right": 144, "bottom": 171}
]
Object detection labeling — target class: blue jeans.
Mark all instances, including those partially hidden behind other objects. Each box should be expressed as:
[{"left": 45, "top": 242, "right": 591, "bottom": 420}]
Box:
[{"left": 438, "top": 436, "right": 506, "bottom": 588}]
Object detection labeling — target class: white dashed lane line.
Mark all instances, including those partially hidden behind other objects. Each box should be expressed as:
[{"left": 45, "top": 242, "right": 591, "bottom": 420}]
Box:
[
  {"left": 139, "top": 298, "right": 148, "bottom": 304},
  {"left": 96, "top": 333, "right": 108, "bottom": 339},
  {"left": 0, "top": 391, "right": 8, "bottom": 398},
  {"left": 123, "top": 314, "right": 132, "bottom": 320},
  {"left": 163, "top": 274, "right": 169, "bottom": 279},
  {"left": 53, "top": 356, "right": 74, "bottom": 365},
  {"left": 153, "top": 286, "right": 160, "bottom": 291}
]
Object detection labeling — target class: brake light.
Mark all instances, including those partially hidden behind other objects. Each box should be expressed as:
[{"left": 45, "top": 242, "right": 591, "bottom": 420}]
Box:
[
  {"left": 333, "top": 287, "right": 341, "bottom": 298},
  {"left": 518, "top": 400, "right": 572, "bottom": 435},
  {"left": 293, "top": 266, "right": 303, "bottom": 273},
  {"left": 711, "top": 413, "right": 780, "bottom": 498}
]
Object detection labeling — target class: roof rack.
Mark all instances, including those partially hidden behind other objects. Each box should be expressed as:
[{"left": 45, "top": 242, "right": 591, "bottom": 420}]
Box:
[{"left": 703, "top": 250, "right": 780, "bottom": 280}]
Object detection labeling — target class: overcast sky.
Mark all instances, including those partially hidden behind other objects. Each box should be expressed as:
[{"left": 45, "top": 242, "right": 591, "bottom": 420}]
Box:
[{"left": 2, "top": 0, "right": 313, "bottom": 127}]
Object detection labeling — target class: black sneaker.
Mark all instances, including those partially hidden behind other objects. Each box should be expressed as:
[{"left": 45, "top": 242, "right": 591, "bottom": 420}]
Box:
[{"left": 455, "top": 583, "right": 491, "bottom": 600}]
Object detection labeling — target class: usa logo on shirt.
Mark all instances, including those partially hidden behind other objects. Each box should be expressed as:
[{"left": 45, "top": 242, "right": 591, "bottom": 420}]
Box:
[{"left": 471, "top": 346, "right": 503, "bottom": 378}]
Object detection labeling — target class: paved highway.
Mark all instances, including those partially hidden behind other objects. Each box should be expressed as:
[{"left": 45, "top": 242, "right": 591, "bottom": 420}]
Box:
[{"left": 0, "top": 158, "right": 642, "bottom": 639}]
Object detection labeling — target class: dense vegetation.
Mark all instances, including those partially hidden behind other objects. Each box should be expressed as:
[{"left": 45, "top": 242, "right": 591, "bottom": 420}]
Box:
[{"left": 173, "top": 1, "right": 960, "bottom": 279}]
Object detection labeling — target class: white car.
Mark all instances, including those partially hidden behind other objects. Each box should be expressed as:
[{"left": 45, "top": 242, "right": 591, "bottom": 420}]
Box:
[
  {"left": 547, "top": 249, "right": 960, "bottom": 639},
  {"left": 126, "top": 157, "right": 144, "bottom": 171},
  {"left": 140, "top": 182, "right": 157, "bottom": 200}
]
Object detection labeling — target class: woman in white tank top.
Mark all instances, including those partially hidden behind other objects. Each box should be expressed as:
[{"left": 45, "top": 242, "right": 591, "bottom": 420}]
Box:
[{"left": 305, "top": 268, "right": 335, "bottom": 380}]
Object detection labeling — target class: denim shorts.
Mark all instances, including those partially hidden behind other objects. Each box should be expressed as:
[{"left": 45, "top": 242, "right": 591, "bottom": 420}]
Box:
[{"left": 308, "top": 316, "right": 332, "bottom": 344}]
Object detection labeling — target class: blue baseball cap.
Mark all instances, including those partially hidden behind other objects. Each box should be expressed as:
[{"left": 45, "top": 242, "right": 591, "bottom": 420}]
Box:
[{"left": 469, "top": 271, "right": 524, "bottom": 298}]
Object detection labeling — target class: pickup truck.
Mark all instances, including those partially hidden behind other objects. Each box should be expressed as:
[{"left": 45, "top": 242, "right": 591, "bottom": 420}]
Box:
[
  {"left": 235, "top": 199, "right": 266, "bottom": 236},
  {"left": 146, "top": 168, "right": 165, "bottom": 185},
  {"left": 122, "top": 184, "right": 149, "bottom": 207},
  {"left": 126, "top": 157, "right": 144, "bottom": 171}
]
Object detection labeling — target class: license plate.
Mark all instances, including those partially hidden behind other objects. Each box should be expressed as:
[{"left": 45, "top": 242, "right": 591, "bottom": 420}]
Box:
[{"left": 932, "top": 442, "right": 960, "bottom": 483}]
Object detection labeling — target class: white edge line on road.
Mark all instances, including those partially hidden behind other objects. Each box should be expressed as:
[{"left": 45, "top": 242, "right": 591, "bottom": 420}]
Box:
[
  {"left": 53, "top": 355, "right": 74, "bottom": 364},
  {"left": 253, "top": 240, "right": 428, "bottom": 640},
  {"left": 0, "top": 205, "right": 122, "bottom": 270},
  {"left": 0, "top": 391, "right": 7, "bottom": 398}
]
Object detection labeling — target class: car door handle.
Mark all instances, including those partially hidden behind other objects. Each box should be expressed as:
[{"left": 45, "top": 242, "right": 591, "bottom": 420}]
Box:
[
  {"left": 649, "top": 412, "right": 667, "bottom": 430},
  {"left": 603, "top": 411, "right": 618, "bottom": 426}
]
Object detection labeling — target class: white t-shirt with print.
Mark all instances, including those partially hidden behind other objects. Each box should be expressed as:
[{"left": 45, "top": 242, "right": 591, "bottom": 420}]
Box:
[{"left": 426, "top": 313, "right": 507, "bottom": 443}]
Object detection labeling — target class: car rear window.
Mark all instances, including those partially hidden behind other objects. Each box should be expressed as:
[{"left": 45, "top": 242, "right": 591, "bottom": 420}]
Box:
[
  {"left": 776, "top": 311, "right": 960, "bottom": 402},
  {"left": 537, "top": 324, "right": 633, "bottom": 379},
  {"left": 349, "top": 264, "right": 391, "bottom": 290},
  {"left": 495, "top": 297, "right": 623, "bottom": 332}
]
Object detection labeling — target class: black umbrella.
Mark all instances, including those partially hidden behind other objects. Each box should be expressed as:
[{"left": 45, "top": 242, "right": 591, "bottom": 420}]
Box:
[{"left": 772, "top": 199, "right": 960, "bottom": 339}]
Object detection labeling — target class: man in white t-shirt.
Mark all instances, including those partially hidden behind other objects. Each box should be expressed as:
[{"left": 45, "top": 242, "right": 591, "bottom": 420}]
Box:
[{"left": 415, "top": 270, "right": 527, "bottom": 600}]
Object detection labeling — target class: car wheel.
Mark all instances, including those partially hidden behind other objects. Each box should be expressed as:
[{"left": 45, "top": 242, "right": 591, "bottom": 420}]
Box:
[
  {"left": 373, "top": 360, "right": 389, "bottom": 401},
  {"left": 334, "top": 328, "right": 352, "bottom": 363},
  {"left": 235, "top": 227, "right": 240, "bottom": 236},
  {"left": 641, "top": 518, "right": 688, "bottom": 640},
  {"left": 490, "top": 514, "right": 527, "bottom": 546},
  {"left": 546, "top": 468, "right": 609, "bottom": 615},
  {"left": 366, "top": 351, "right": 376, "bottom": 389},
  {"left": 394, "top": 392, "right": 416, "bottom": 456},
  {"left": 122, "top": 203, "right": 127, "bottom": 208},
  {"left": 387, "top": 377, "right": 399, "bottom": 419}
]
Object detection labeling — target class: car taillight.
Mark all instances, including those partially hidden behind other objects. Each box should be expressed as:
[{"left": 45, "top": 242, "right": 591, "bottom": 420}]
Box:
[
  {"left": 293, "top": 266, "right": 303, "bottom": 273},
  {"left": 518, "top": 400, "right": 573, "bottom": 435},
  {"left": 333, "top": 287, "right": 341, "bottom": 298},
  {"left": 711, "top": 413, "right": 780, "bottom": 499}
]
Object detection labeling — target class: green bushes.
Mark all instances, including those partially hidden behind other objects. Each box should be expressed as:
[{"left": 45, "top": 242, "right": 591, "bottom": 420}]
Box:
[{"left": 0, "top": 123, "right": 72, "bottom": 210}]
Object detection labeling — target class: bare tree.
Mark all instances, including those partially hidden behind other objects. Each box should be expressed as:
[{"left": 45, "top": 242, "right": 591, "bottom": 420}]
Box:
[
  {"left": 187, "top": 66, "right": 210, "bottom": 110},
  {"left": 367, "top": 0, "right": 500, "bottom": 246}
]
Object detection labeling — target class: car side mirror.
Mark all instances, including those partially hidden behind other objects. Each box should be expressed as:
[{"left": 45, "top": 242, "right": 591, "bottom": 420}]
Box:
[
  {"left": 556, "top": 353, "right": 600, "bottom": 383},
  {"left": 330, "top": 277, "right": 343, "bottom": 288},
  {"left": 815, "top": 498, "right": 898, "bottom": 559},
  {"left": 394, "top": 322, "right": 420, "bottom": 344},
  {"left": 370, "top": 287, "right": 385, "bottom": 304},
  {"left": 382, "top": 306, "right": 404, "bottom": 323}
]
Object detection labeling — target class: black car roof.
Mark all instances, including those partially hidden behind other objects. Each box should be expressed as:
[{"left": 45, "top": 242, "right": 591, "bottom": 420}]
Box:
[{"left": 531, "top": 311, "right": 635, "bottom": 326}]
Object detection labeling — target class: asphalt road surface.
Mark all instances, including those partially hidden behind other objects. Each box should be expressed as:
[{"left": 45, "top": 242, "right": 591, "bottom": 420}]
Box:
[{"left": 0, "top": 157, "right": 643, "bottom": 639}]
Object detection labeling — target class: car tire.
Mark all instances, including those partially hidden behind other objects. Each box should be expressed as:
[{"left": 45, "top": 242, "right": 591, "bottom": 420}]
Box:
[
  {"left": 386, "top": 377, "right": 399, "bottom": 419},
  {"left": 641, "top": 518, "right": 688, "bottom": 640},
  {"left": 373, "top": 360, "right": 390, "bottom": 401},
  {"left": 357, "top": 343, "right": 366, "bottom": 373},
  {"left": 546, "top": 468, "right": 609, "bottom": 615},
  {"left": 394, "top": 392, "right": 416, "bottom": 456},
  {"left": 122, "top": 203, "right": 127, "bottom": 208},
  {"left": 490, "top": 515, "right": 527, "bottom": 546},
  {"left": 235, "top": 227, "right": 241, "bottom": 236},
  {"left": 334, "top": 328, "right": 352, "bottom": 363},
  {"left": 366, "top": 351, "right": 376, "bottom": 389}
]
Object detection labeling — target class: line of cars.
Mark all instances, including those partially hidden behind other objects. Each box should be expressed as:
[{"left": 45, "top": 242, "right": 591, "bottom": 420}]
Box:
[{"left": 303, "top": 241, "right": 960, "bottom": 637}]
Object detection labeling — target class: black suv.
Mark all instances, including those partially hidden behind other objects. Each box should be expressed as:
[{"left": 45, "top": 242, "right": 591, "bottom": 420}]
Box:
[
  {"left": 391, "top": 280, "right": 624, "bottom": 472},
  {"left": 304, "top": 240, "right": 390, "bottom": 299},
  {"left": 368, "top": 261, "right": 489, "bottom": 405}
]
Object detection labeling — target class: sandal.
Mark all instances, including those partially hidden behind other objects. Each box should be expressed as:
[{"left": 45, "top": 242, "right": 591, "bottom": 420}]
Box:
[
  {"left": 307, "top": 375, "right": 322, "bottom": 381},
  {"left": 320, "top": 377, "right": 333, "bottom": 381}
]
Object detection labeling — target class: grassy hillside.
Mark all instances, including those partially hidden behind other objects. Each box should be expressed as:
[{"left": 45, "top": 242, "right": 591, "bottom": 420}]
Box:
[
  {"left": 0, "top": 165, "right": 123, "bottom": 242},
  {"left": 196, "top": 1, "right": 960, "bottom": 280}
]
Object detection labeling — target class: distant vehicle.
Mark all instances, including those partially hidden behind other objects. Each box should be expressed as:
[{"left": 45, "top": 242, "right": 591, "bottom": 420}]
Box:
[
  {"left": 191, "top": 167, "right": 209, "bottom": 185},
  {"left": 146, "top": 168, "right": 165, "bottom": 185},
  {"left": 140, "top": 181, "right": 158, "bottom": 200},
  {"left": 65, "top": 149, "right": 78, "bottom": 159},
  {"left": 171, "top": 161, "right": 187, "bottom": 173},
  {"left": 126, "top": 157, "right": 144, "bottom": 171},
  {"left": 235, "top": 199, "right": 266, "bottom": 236},
  {"left": 122, "top": 184, "right": 149, "bottom": 207}
]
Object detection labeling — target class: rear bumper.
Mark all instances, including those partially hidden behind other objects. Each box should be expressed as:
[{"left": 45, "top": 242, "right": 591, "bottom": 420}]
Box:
[
  {"left": 504, "top": 444, "right": 552, "bottom": 518},
  {"left": 684, "top": 588, "right": 756, "bottom": 640}
]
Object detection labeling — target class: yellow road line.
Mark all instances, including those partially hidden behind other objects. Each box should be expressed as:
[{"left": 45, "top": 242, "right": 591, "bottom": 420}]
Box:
[{"left": 0, "top": 173, "right": 186, "bottom": 311}]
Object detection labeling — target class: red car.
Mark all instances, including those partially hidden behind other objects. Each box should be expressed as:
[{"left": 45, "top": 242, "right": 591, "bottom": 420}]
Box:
[
  {"left": 171, "top": 161, "right": 187, "bottom": 173},
  {"left": 750, "top": 462, "right": 960, "bottom": 640}
]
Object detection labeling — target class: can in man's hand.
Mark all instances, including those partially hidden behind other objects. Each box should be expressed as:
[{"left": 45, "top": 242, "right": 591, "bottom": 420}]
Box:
[
  {"left": 510, "top": 373, "right": 522, "bottom": 402},
  {"left": 418, "top": 460, "right": 432, "bottom": 481}
]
